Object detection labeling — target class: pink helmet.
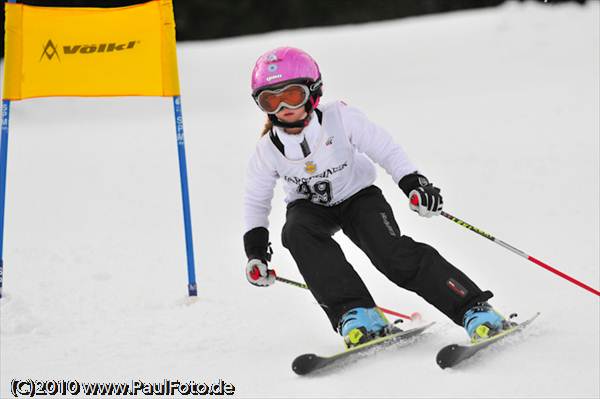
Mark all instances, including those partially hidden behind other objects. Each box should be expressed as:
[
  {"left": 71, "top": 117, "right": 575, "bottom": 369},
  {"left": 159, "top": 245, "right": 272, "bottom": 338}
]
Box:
[{"left": 251, "top": 47, "right": 321, "bottom": 95}]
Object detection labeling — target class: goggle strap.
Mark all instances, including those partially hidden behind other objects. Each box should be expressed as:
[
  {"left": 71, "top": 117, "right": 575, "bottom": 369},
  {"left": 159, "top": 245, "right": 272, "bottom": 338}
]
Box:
[{"left": 309, "top": 79, "right": 322, "bottom": 92}]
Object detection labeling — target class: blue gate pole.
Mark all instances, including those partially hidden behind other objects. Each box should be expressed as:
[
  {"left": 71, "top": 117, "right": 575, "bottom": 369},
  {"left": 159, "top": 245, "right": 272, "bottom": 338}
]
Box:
[
  {"left": 1, "top": 0, "right": 17, "bottom": 300},
  {"left": 0, "top": 100, "right": 12, "bottom": 299},
  {"left": 172, "top": 96, "right": 197, "bottom": 296}
]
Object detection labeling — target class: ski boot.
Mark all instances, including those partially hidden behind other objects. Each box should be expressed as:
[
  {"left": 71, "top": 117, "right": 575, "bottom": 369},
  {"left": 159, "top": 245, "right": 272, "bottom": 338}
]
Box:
[
  {"left": 463, "top": 302, "right": 512, "bottom": 342},
  {"left": 337, "top": 307, "right": 393, "bottom": 349}
]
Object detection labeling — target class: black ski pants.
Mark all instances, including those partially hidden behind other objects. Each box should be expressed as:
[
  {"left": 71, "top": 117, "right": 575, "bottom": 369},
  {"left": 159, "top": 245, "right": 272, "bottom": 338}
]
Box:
[{"left": 281, "top": 185, "right": 492, "bottom": 331}]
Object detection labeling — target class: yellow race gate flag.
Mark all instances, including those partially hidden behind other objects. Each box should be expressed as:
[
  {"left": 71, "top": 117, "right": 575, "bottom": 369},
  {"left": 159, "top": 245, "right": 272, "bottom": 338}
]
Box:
[
  {"left": 0, "top": 0, "right": 197, "bottom": 297},
  {"left": 3, "top": 0, "right": 180, "bottom": 100}
]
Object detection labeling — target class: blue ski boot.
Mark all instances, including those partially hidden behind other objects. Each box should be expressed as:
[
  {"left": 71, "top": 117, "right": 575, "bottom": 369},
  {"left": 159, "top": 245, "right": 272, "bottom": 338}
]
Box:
[
  {"left": 337, "top": 307, "right": 391, "bottom": 348},
  {"left": 463, "top": 302, "right": 508, "bottom": 342}
]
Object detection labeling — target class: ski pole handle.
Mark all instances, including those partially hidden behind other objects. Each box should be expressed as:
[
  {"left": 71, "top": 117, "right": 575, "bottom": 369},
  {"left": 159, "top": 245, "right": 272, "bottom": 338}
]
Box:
[{"left": 275, "top": 275, "right": 419, "bottom": 320}]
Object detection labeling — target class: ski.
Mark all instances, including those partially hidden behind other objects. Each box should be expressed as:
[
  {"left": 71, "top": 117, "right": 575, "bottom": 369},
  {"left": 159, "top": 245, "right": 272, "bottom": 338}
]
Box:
[
  {"left": 292, "top": 321, "right": 435, "bottom": 375},
  {"left": 436, "top": 312, "right": 540, "bottom": 369}
]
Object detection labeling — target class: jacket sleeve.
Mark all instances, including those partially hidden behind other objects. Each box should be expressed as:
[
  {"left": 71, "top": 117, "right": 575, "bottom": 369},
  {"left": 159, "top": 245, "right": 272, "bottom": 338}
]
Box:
[
  {"left": 243, "top": 143, "right": 278, "bottom": 233},
  {"left": 340, "top": 103, "right": 418, "bottom": 184}
]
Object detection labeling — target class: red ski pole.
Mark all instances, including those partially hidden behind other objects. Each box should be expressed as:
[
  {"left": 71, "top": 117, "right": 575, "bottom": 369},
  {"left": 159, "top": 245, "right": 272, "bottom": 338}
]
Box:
[
  {"left": 410, "top": 195, "right": 600, "bottom": 297},
  {"left": 274, "top": 275, "right": 420, "bottom": 321}
]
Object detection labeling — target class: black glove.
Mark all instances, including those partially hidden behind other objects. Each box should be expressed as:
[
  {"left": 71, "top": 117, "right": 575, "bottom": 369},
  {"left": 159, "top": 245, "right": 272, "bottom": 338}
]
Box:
[
  {"left": 243, "top": 227, "right": 272, "bottom": 262},
  {"left": 398, "top": 172, "right": 443, "bottom": 218},
  {"left": 243, "top": 227, "right": 276, "bottom": 287}
]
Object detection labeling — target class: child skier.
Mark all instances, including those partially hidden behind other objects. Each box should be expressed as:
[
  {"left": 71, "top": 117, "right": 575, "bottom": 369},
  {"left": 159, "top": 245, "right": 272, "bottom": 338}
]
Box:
[{"left": 243, "top": 46, "right": 506, "bottom": 347}]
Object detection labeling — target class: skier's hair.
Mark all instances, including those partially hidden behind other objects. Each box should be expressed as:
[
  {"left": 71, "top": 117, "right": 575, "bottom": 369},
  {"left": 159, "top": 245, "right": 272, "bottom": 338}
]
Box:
[{"left": 260, "top": 119, "right": 273, "bottom": 137}]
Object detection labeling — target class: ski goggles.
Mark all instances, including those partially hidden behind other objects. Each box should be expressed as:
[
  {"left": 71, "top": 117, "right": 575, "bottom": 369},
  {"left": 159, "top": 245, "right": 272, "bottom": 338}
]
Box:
[{"left": 254, "top": 83, "right": 311, "bottom": 114}]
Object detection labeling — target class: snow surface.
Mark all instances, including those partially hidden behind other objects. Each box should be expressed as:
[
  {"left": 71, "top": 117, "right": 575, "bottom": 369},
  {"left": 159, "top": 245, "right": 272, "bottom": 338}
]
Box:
[{"left": 1, "top": 2, "right": 599, "bottom": 398}]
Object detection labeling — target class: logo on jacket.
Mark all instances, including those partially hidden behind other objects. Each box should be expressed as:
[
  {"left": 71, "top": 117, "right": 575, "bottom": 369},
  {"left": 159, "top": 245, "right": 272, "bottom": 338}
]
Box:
[
  {"left": 305, "top": 161, "right": 317, "bottom": 174},
  {"left": 325, "top": 136, "right": 334, "bottom": 146}
]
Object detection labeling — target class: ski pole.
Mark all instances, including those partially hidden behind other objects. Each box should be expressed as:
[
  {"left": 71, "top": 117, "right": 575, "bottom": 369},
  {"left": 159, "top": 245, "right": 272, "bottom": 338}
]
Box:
[
  {"left": 410, "top": 196, "right": 600, "bottom": 297},
  {"left": 275, "top": 275, "right": 420, "bottom": 321}
]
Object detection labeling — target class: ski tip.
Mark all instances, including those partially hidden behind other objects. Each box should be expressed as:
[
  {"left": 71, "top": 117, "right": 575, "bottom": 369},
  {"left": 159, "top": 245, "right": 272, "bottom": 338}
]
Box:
[
  {"left": 292, "top": 353, "right": 318, "bottom": 376},
  {"left": 436, "top": 344, "right": 459, "bottom": 370}
]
